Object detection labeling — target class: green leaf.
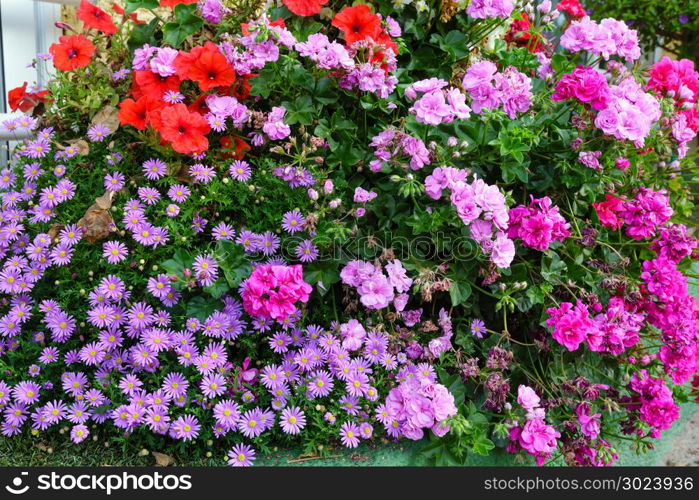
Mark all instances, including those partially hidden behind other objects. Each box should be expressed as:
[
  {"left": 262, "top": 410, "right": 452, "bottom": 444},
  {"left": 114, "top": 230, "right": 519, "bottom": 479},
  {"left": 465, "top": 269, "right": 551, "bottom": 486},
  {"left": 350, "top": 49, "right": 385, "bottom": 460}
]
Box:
[
  {"left": 162, "top": 4, "right": 204, "bottom": 47},
  {"left": 303, "top": 260, "right": 340, "bottom": 296},
  {"left": 283, "top": 95, "right": 315, "bottom": 125},
  {"left": 471, "top": 435, "right": 495, "bottom": 456},
  {"left": 216, "top": 240, "right": 251, "bottom": 288},
  {"left": 313, "top": 78, "right": 339, "bottom": 106},
  {"left": 186, "top": 296, "right": 219, "bottom": 322},
  {"left": 128, "top": 18, "right": 159, "bottom": 52},
  {"left": 160, "top": 249, "right": 193, "bottom": 277},
  {"left": 449, "top": 280, "right": 472, "bottom": 306},
  {"left": 204, "top": 278, "right": 229, "bottom": 299},
  {"left": 124, "top": 0, "right": 159, "bottom": 14}
]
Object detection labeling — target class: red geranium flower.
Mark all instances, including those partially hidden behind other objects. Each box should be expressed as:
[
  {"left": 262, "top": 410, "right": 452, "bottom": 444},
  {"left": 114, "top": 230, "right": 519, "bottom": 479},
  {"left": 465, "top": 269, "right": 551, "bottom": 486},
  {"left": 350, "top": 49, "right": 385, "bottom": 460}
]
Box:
[
  {"left": 77, "top": 0, "right": 117, "bottom": 35},
  {"left": 118, "top": 96, "right": 163, "bottom": 130},
  {"left": 49, "top": 34, "right": 95, "bottom": 72},
  {"left": 504, "top": 13, "right": 542, "bottom": 53},
  {"left": 134, "top": 71, "right": 181, "bottom": 101},
  {"left": 159, "top": 0, "right": 197, "bottom": 8},
  {"left": 175, "top": 42, "right": 236, "bottom": 92},
  {"left": 154, "top": 104, "right": 210, "bottom": 154},
  {"left": 332, "top": 4, "right": 382, "bottom": 45},
  {"left": 8, "top": 82, "right": 50, "bottom": 113},
  {"left": 282, "top": 0, "right": 327, "bottom": 17},
  {"left": 219, "top": 136, "right": 250, "bottom": 160},
  {"left": 592, "top": 194, "right": 624, "bottom": 230},
  {"left": 556, "top": 0, "right": 586, "bottom": 19}
]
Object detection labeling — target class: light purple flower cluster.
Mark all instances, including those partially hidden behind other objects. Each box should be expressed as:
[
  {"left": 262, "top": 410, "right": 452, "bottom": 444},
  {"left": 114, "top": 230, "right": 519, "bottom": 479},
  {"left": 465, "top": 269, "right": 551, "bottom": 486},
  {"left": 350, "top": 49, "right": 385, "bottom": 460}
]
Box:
[
  {"left": 462, "top": 62, "right": 533, "bottom": 119},
  {"left": 368, "top": 127, "right": 431, "bottom": 171},
  {"left": 383, "top": 374, "right": 457, "bottom": 440},
  {"left": 405, "top": 78, "right": 471, "bottom": 125},
  {"left": 560, "top": 17, "right": 641, "bottom": 62},
  {"left": 508, "top": 385, "right": 560, "bottom": 465},
  {"left": 466, "top": 0, "right": 514, "bottom": 19},
  {"left": 205, "top": 95, "right": 249, "bottom": 133},
  {"left": 425, "top": 167, "right": 514, "bottom": 268},
  {"left": 595, "top": 78, "right": 661, "bottom": 146},
  {"left": 340, "top": 259, "right": 413, "bottom": 311}
]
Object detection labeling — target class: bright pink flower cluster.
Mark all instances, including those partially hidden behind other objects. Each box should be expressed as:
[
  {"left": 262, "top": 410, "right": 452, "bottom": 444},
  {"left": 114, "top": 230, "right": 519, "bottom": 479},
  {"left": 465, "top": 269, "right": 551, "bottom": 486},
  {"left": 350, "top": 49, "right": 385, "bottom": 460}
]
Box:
[
  {"left": 629, "top": 370, "right": 680, "bottom": 435},
  {"left": 595, "top": 78, "right": 661, "bottom": 146},
  {"left": 241, "top": 264, "right": 312, "bottom": 321},
  {"left": 384, "top": 374, "right": 457, "bottom": 440},
  {"left": 507, "top": 196, "right": 570, "bottom": 250},
  {"left": 647, "top": 57, "right": 699, "bottom": 109},
  {"left": 560, "top": 16, "right": 640, "bottom": 61},
  {"left": 552, "top": 65, "right": 609, "bottom": 111},
  {"left": 508, "top": 419, "right": 560, "bottom": 466},
  {"left": 461, "top": 62, "right": 532, "bottom": 119},
  {"left": 425, "top": 167, "right": 514, "bottom": 268},
  {"left": 593, "top": 188, "right": 673, "bottom": 240},
  {"left": 587, "top": 297, "right": 643, "bottom": 355},
  {"left": 545, "top": 301, "right": 599, "bottom": 352}
]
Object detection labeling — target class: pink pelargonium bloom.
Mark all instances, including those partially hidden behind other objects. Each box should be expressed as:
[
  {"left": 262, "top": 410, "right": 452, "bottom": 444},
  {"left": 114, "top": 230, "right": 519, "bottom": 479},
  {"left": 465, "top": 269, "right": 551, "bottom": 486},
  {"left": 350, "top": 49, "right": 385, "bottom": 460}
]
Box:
[{"left": 241, "top": 264, "right": 312, "bottom": 321}]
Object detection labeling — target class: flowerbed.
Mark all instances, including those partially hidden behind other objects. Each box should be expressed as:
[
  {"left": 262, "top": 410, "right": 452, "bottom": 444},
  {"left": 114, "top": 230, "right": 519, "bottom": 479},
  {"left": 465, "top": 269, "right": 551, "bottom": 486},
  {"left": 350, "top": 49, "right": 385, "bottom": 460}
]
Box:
[{"left": 0, "top": 0, "right": 697, "bottom": 467}]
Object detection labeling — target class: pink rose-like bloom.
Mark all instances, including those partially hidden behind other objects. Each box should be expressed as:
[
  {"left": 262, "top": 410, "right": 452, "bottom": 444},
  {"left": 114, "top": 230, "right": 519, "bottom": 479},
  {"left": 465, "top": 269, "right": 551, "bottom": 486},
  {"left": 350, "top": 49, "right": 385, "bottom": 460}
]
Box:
[
  {"left": 517, "top": 419, "right": 560, "bottom": 465},
  {"left": 262, "top": 106, "right": 291, "bottom": 140},
  {"left": 357, "top": 272, "right": 394, "bottom": 310},
  {"left": 411, "top": 90, "right": 453, "bottom": 125},
  {"left": 517, "top": 385, "right": 541, "bottom": 411},
  {"left": 241, "top": 264, "right": 312, "bottom": 321},
  {"left": 339, "top": 319, "right": 367, "bottom": 351},
  {"left": 546, "top": 301, "right": 599, "bottom": 352},
  {"left": 507, "top": 196, "right": 570, "bottom": 250},
  {"left": 552, "top": 66, "right": 609, "bottom": 110}
]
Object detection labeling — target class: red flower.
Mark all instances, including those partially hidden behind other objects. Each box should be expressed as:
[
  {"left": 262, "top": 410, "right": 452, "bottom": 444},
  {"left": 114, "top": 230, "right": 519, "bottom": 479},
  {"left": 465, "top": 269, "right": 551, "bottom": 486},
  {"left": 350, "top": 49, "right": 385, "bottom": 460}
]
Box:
[
  {"left": 282, "top": 0, "right": 327, "bottom": 17},
  {"left": 332, "top": 4, "right": 382, "bottom": 45},
  {"left": 504, "top": 13, "right": 542, "bottom": 53},
  {"left": 8, "top": 82, "right": 49, "bottom": 113},
  {"left": 49, "top": 34, "right": 95, "bottom": 72},
  {"left": 556, "top": 0, "right": 586, "bottom": 19},
  {"left": 134, "top": 71, "right": 181, "bottom": 101},
  {"left": 175, "top": 42, "right": 236, "bottom": 92},
  {"left": 111, "top": 2, "right": 144, "bottom": 24},
  {"left": 229, "top": 73, "right": 257, "bottom": 100},
  {"left": 592, "top": 194, "right": 625, "bottom": 230},
  {"left": 118, "top": 96, "right": 164, "bottom": 130},
  {"left": 154, "top": 104, "right": 210, "bottom": 154},
  {"left": 219, "top": 136, "right": 250, "bottom": 160},
  {"left": 77, "top": 0, "right": 117, "bottom": 35},
  {"left": 159, "top": 0, "right": 198, "bottom": 7}
]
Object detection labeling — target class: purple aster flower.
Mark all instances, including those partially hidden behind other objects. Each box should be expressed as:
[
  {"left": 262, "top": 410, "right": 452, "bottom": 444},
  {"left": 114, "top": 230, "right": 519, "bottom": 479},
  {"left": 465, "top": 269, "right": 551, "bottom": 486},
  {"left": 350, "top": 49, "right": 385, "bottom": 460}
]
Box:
[
  {"left": 167, "top": 184, "right": 190, "bottom": 202},
  {"left": 340, "top": 422, "right": 361, "bottom": 448},
  {"left": 13, "top": 381, "right": 41, "bottom": 404},
  {"left": 142, "top": 159, "right": 167, "bottom": 180},
  {"left": 229, "top": 160, "right": 251, "bottom": 182},
  {"left": 200, "top": 373, "right": 226, "bottom": 398},
  {"left": 104, "top": 172, "right": 125, "bottom": 191},
  {"left": 471, "top": 318, "right": 486, "bottom": 339},
  {"left": 102, "top": 241, "right": 128, "bottom": 264},
  {"left": 236, "top": 230, "right": 259, "bottom": 252},
  {"left": 171, "top": 415, "right": 200, "bottom": 441},
  {"left": 259, "top": 231, "right": 279, "bottom": 255},
  {"left": 166, "top": 204, "right": 180, "bottom": 217},
  {"left": 212, "top": 223, "right": 235, "bottom": 241},
  {"left": 308, "top": 370, "right": 334, "bottom": 398},
  {"left": 238, "top": 409, "right": 265, "bottom": 438},
  {"left": 294, "top": 239, "right": 318, "bottom": 262},
  {"left": 281, "top": 210, "right": 306, "bottom": 233},
  {"left": 280, "top": 406, "right": 306, "bottom": 435},
  {"left": 87, "top": 124, "right": 110, "bottom": 142},
  {"left": 227, "top": 444, "right": 256, "bottom": 467},
  {"left": 163, "top": 90, "right": 185, "bottom": 104},
  {"left": 138, "top": 187, "right": 161, "bottom": 205}
]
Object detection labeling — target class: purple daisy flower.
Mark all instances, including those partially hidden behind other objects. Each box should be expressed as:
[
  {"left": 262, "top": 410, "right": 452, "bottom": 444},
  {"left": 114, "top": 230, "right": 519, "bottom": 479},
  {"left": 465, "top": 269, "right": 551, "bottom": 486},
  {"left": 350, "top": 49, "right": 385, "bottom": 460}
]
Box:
[
  {"left": 87, "top": 124, "right": 110, "bottom": 142},
  {"left": 295, "top": 239, "right": 318, "bottom": 262},
  {"left": 280, "top": 406, "right": 306, "bottom": 435},
  {"left": 167, "top": 184, "right": 190, "bottom": 202},
  {"left": 212, "top": 223, "right": 235, "bottom": 241},
  {"left": 471, "top": 318, "right": 486, "bottom": 339},
  {"left": 171, "top": 414, "right": 200, "bottom": 441},
  {"left": 281, "top": 210, "right": 306, "bottom": 233},
  {"left": 104, "top": 172, "right": 125, "bottom": 192},
  {"left": 340, "top": 421, "right": 361, "bottom": 448},
  {"left": 227, "top": 444, "right": 256, "bottom": 467},
  {"left": 142, "top": 158, "right": 168, "bottom": 180},
  {"left": 259, "top": 231, "right": 280, "bottom": 255},
  {"left": 236, "top": 230, "right": 259, "bottom": 252},
  {"left": 229, "top": 160, "right": 251, "bottom": 182},
  {"left": 102, "top": 241, "right": 128, "bottom": 264}
]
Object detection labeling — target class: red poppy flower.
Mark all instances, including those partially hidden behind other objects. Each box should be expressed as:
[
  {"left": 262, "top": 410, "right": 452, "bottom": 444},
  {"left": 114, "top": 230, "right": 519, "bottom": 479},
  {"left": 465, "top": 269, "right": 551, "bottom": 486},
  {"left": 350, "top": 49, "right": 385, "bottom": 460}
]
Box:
[
  {"left": 159, "top": 0, "right": 197, "bottom": 8},
  {"left": 155, "top": 104, "right": 210, "bottom": 154},
  {"left": 77, "top": 0, "right": 117, "bottom": 35},
  {"left": 49, "top": 34, "right": 95, "bottom": 72},
  {"left": 134, "top": 71, "right": 181, "bottom": 101},
  {"left": 219, "top": 136, "right": 250, "bottom": 160},
  {"left": 175, "top": 42, "right": 235, "bottom": 91},
  {"left": 8, "top": 82, "right": 50, "bottom": 113},
  {"left": 556, "top": 0, "right": 586, "bottom": 19},
  {"left": 504, "top": 13, "right": 542, "bottom": 53},
  {"left": 282, "top": 0, "right": 327, "bottom": 17},
  {"left": 331, "top": 4, "right": 382, "bottom": 45}
]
